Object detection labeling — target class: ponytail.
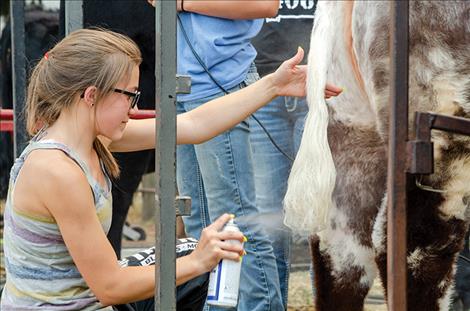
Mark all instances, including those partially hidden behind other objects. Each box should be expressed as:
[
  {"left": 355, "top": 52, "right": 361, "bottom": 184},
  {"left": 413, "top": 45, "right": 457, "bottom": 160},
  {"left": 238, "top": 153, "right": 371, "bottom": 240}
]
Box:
[{"left": 94, "top": 138, "right": 120, "bottom": 178}]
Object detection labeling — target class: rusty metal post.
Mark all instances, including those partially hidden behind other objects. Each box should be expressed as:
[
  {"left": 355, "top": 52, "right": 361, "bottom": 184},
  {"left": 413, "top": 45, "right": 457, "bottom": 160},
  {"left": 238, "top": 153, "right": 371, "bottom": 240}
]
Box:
[{"left": 387, "top": 1, "right": 409, "bottom": 310}]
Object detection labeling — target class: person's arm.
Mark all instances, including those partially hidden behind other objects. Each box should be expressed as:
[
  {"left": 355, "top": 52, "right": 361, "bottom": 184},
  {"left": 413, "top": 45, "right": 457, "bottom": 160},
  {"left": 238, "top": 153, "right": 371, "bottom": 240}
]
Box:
[
  {"left": 36, "top": 158, "right": 243, "bottom": 305},
  {"left": 108, "top": 47, "right": 342, "bottom": 152},
  {"left": 181, "top": 0, "right": 279, "bottom": 19},
  {"left": 38, "top": 159, "right": 154, "bottom": 305},
  {"left": 148, "top": 0, "right": 279, "bottom": 19}
]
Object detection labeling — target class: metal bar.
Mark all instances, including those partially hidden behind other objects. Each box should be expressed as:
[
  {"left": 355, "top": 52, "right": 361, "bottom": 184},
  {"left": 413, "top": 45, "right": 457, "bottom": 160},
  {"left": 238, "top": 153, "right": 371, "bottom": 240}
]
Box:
[
  {"left": 129, "top": 110, "right": 157, "bottom": 119},
  {"left": 0, "top": 121, "right": 14, "bottom": 132},
  {"left": 429, "top": 113, "right": 470, "bottom": 136},
  {"left": 1, "top": 108, "right": 155, "bottom": 120},
  {"left": 64, "top": 0, "right": 83, "bottom": 34},
  {"left": 10, "top": 0, "right": 28, "bottom": 157},
  {"left": 387, "top": 1, "right": 408, "bottom": 310},
  {"left": 0, "top": 109, "right": 13, "bottom": 120},
  {"left": 407, "top": 112, "right": 470, "bottom": 175},
  {"left": 155, "top": 1, "right": 177, "bottom": 310}
]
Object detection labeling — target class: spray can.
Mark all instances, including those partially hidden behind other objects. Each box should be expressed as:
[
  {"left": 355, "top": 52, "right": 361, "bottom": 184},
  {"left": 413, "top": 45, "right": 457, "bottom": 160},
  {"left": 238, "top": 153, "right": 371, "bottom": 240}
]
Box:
[{"left": 206, "top": 218, "right": 243, "bottom": 308}]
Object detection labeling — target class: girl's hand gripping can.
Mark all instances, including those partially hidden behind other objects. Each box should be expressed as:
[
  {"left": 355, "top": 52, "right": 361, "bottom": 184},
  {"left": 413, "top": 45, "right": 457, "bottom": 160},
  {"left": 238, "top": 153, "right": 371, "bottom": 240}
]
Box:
[{"left": 206, "top": 218, "right": 243, "bottom": 308}]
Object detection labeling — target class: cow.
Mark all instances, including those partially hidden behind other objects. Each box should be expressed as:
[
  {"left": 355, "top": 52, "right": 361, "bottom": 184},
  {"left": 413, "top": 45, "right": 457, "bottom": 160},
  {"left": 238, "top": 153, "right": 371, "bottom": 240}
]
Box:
[{"left": 284, "top": 1, "right": 470, "bottom": 310}]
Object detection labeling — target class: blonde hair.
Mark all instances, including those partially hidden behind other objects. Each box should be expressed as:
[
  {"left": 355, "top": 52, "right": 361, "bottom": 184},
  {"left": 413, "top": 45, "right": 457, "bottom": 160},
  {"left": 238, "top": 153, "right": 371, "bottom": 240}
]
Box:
[{"left": 26, "top": 28, "right": 142, "bottom": 177}]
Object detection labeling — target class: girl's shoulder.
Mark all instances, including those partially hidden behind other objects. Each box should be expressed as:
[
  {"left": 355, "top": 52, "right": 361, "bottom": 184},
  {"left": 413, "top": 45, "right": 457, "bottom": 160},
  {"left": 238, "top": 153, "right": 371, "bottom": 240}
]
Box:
[
  {"left": 24, "top": 148, "right": 86, "bottom": 184},
  {"left": 12, "top": 149, "right": 92, "bottom": 219}
]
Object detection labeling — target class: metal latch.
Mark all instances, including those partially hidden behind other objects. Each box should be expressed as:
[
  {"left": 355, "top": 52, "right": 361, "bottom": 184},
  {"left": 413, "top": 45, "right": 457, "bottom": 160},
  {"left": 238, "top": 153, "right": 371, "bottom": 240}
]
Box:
[{"left": 176, "top": 75, "right": 191, "bottom": 94}]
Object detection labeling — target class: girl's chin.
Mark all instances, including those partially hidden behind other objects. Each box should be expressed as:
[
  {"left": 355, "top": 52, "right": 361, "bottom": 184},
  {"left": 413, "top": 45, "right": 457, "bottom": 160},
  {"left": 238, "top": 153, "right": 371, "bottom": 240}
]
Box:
[{"left": 102, "top": 129, "right": 124, "bottom": 142}]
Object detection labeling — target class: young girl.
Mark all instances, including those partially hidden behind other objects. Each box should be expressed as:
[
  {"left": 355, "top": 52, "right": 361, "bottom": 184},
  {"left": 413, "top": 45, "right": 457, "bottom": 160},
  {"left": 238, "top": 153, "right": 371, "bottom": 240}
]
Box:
[{"left": 0, "top": 28, "right": 340, "bottom": 310}]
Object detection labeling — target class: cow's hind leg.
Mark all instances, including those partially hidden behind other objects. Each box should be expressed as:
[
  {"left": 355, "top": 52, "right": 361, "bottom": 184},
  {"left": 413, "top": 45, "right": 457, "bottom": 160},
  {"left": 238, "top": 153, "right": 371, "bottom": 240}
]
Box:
[
  {"left": 309, "top": 123, "right": 386, "bottom": 311},
  {"left": 310, "top": 227, "right": 377, "bottom": 311}
]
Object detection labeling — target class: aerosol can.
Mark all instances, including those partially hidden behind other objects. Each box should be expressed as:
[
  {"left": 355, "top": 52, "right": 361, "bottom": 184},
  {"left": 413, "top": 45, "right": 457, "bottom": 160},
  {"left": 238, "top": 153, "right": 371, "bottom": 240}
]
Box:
[{"left": 207, "top": 218, "right": 243, "bottom": 308}]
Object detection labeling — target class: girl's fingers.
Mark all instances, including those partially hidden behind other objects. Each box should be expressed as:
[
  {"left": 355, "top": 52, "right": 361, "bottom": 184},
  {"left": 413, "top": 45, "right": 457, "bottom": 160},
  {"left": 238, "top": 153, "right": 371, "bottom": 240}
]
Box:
[
  {"left": 284, "top": 47, "right": 305, "bottom": 68},
  {"left": 218, "top": 249, "right": 243, "bottom": 261},
  {"left": 218, "top": 240, "right": 244, "bottom": 253},
  {"left": 209, "top": 213, "right": 233, "bottom": 231},
  {"left": 217, "top": 230, "right": 244, "bottom": 242},
  {"left": 324, "top": 90, "right": 339, "bottom": 97},
  {"left": 325, "top": 83, "right": 343, "bottom": 94}
]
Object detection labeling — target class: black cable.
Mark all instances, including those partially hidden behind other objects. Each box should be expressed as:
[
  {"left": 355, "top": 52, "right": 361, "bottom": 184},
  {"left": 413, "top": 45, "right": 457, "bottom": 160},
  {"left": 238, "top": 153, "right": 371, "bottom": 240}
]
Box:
[
  {"left": 177, "top": 15, "right": 294, "bottom": 163},
  {"left": 251, "top": 114, "right": 294, "bottom": 162}
]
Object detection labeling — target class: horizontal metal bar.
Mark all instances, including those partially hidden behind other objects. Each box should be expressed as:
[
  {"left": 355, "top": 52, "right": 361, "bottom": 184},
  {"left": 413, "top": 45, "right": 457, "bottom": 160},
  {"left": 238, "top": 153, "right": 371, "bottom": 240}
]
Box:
[
  {"left": 408, "top": 112, "right": 470, "bottom": 175},
  {"left": 429, "top": 113, "right": 470, "bottom": 136},
  {"left": 130, "top": 110, "right": 157, "bottom": 119},
  {"left": 415, "top": 112, "right": 470, "bottom": 138},
  {"left": 0, "top": 109, "right": 14, "bottom": 120},
  {"left": 0, "top": 121, "right": 14, "bottom": 132},
  {"left": 1, "top": 108, "right": 156, "bottom": 120}
]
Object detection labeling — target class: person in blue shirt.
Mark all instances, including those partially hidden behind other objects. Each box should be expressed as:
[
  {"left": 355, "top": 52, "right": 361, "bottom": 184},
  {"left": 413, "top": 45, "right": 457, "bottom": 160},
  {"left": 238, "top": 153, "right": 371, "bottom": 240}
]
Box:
[
  {"left": 146, "top": 2, "right": 340, "bottom": 309},
  {"left": 174, "top": 2, "right": 285, "bottom": 310}
]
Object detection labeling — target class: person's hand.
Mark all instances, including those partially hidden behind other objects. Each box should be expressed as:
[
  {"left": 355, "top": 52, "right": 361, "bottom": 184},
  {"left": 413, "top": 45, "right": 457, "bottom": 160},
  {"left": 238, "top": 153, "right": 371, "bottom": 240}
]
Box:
[
  {"left": 270, "top": 47, "right": 306, "bottom": 97},
  {"left": 271, "top": 47, "right": 343, "bottom": 99},
  {"left": 189, "top": 214, "right": 245, "bottom": 274},
  {"left": 324, "top": 83, "right": 343, "bottom": 99}
]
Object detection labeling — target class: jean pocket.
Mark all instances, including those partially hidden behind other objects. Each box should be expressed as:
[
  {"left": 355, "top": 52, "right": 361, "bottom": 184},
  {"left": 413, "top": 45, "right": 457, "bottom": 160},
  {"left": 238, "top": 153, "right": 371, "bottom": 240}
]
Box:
[{"left": 243, "top": 63, "right": 260, "bottom": 87}]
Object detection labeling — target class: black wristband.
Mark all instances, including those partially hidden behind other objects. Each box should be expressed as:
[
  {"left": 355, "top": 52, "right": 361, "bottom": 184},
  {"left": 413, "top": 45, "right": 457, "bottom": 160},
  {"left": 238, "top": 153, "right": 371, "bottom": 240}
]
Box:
[{"left": 181, "top": 0, "right": 186, "bottom": 12}]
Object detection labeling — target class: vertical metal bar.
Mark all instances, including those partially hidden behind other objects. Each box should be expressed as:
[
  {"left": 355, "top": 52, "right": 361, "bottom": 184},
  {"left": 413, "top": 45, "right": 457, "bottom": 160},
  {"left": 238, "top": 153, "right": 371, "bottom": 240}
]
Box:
[
  {"left": 64, "top": 0, "right": 83, "bottom": 34},
  {"left": 10, "top": 0, "right": 28, "bottom": 157},
  {"left": 155, "top": 1, "right": 177, "bottom": 310},
  {"left": 387, "top": 1, "right": 409, "bottom": 310}
]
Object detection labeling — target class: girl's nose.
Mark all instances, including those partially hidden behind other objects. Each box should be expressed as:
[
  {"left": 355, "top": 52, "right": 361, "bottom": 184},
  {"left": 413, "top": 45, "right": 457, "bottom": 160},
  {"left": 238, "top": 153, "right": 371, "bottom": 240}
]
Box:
[{"left": 128, "top": 105, "right": 138, "bottom": 116}]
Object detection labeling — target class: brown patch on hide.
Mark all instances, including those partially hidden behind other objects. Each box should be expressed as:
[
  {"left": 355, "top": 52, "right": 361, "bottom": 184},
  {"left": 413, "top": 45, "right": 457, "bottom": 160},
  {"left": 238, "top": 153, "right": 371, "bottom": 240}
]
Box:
[
  {"left": 310, "top": 235, "right": 370, "bottom": 311},
  {"left": 328, "top": 122, "right": 387, "bottom": 247},
  {"left": 375, "top": 184, "right": 468, "bottom": 311}
]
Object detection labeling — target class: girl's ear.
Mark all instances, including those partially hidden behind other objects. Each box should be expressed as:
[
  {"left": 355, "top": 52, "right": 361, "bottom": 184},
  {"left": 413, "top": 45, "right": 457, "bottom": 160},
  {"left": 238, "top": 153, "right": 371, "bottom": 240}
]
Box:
[{"left": 82, "top": 86, "right": 97, "bottom": 107}]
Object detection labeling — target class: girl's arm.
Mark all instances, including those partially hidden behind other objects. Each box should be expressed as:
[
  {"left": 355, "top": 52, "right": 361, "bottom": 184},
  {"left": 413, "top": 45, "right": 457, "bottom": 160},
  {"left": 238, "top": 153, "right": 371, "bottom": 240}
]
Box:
[
  {"left": 108, "top": 48, "right": 342, "bottom": 151},
  {"left": 37, "top": 157, "right": 242, "bottom": 305}
]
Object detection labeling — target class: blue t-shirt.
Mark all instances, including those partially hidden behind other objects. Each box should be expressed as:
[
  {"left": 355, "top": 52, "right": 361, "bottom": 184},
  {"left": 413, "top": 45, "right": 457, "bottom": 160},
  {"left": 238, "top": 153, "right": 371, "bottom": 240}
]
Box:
[{"left": 177, "top": 13, "right": 263, "bottom": 102}]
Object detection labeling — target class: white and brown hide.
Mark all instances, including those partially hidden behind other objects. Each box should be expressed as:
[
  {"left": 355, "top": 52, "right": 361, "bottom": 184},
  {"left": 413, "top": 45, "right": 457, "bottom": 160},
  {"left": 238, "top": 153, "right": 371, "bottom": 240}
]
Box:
[{"left": 284, "top": 1, "right": 470, "bottom": 310}]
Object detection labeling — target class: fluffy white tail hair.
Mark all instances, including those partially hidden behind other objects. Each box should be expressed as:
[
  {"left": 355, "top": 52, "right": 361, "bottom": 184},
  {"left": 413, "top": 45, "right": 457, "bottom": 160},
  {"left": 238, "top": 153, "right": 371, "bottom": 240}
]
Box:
[{"left": 283, "top": 2, "right": 337, "bottom": 234}]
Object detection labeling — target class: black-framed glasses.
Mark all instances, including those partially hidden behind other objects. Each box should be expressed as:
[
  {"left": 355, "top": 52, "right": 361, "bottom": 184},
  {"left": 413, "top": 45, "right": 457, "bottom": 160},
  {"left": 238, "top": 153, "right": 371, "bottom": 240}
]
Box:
[
  {"left": 79, "top": 88, "right": 141, "bottom": 109},
  {"left": 114, "top": 88, "right": 141, "bottom": 109}
]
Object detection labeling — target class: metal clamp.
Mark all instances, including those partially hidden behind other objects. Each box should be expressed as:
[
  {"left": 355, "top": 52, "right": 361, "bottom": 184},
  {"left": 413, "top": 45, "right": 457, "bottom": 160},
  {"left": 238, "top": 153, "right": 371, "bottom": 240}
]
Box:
[
  {"left": 175, "top": 196, "right": 191, "bottom": 216},
  {"left": 176, "top": 75, "right": 191, "bottom": 94}
]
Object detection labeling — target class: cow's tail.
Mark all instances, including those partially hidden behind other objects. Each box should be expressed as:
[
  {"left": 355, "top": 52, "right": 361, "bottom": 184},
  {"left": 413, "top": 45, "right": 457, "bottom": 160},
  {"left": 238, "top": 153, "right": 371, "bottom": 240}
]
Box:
[{"left": 283, "top": 2, "right": 337, "bottom": 234}]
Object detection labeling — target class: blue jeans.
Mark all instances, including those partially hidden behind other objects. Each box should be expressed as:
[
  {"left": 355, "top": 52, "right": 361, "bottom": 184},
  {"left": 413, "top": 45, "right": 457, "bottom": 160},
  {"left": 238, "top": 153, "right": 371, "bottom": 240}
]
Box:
[
  {"left": 250, "top": 96, "right": 308, "bottom": 307},
  {"left": 177, "top": 68, "right": 284, "bottom": 311}
]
